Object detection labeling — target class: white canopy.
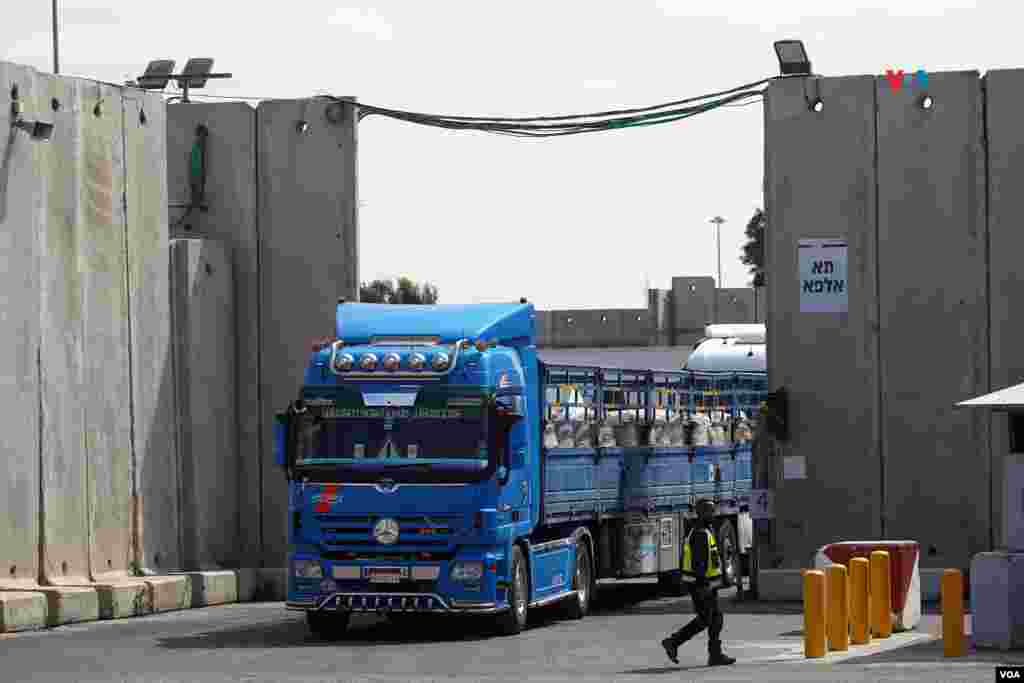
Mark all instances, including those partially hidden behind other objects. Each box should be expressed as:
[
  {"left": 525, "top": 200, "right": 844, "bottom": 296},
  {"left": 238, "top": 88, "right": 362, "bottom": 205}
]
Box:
[{"left": 957, "top": 381, "right": 1024, "bottom": 411}]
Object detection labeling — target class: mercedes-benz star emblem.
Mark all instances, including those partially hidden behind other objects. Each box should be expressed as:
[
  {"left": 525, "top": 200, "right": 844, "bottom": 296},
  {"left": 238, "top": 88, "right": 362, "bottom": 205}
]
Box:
[{"left": 373, "top": 518, "right": 400, "bottom": 545}]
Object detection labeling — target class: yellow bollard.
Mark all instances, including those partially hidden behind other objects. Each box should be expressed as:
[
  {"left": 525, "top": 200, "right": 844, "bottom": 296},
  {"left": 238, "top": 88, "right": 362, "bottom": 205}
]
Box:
[
  {"left": 803, "top": 569, "right": 827, "bottom": 658},
  {"left": 870, "top": 550, "right": 892, "bottom": 638},
  {"left": 850, "top": 557, "right": 871, "bottom": 645},
  {"left": 826, "top": 564, "right": 849, "bottom": 651},
  {"left": 942, "top": 569, "right": 965, "bottom": 657}
]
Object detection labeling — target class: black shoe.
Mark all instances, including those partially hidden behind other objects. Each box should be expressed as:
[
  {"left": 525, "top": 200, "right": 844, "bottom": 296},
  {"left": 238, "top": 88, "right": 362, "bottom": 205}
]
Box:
[
  {"left": 708, "top": 652, "right": 736, "bottom": 667},
  {"left": 661, "top": 638, "right": 679, "bottom": 664}
]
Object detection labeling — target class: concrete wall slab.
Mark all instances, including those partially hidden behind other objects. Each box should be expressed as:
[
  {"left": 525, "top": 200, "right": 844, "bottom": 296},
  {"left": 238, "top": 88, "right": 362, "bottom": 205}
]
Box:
[
  {"left": 0, "top": 62, "right": 42, "bottom": 586},
  {"left": 258, "top": 98, "right": 359, "bottom": 566},
  {"left": 876, "top": 71, "right": 989, "bottom": 568},
  {"left": 671, "top": 277, "right": 715, "bottom": 343},
  {"left": 983, "top": 69, "right": 1024, "bottom": 551},
  {"left": 764, "top": 75, "right": 880, "bottom": 569},
  {"left": 127, "top": 91, "right": 180, "bottom": 574},
  {"left": 77, "top": 82, "right": 133, "bottom": 581},
  {"left": 166, "top": 103, "right": 259, "bottom": 568},
  {"left": 171, "top": 239, "right": 237, "bottom": 570},
  {"left": 34, "top": 74, "right": 90, "bottom": 585},
  {"left": 716, "top": 288, "right": 756, "bottom": 323}
]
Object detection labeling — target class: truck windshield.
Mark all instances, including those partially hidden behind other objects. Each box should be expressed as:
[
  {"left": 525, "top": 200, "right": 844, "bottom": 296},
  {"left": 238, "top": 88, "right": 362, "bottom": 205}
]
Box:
[{"left": 293, "top": 385, "right": 490, "bottom": 468}]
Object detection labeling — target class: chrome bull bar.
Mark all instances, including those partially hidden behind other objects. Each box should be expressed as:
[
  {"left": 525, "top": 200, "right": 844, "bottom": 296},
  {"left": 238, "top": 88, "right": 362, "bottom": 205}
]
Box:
[{"left": 289, "top": 592, "right": 507, "bottom": 615}]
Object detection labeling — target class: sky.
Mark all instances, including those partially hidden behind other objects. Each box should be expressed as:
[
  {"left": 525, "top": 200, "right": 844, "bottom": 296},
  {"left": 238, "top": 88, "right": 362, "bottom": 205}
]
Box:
[{"left": 3, "top": 1, "right": 1021, "bottom": 310}]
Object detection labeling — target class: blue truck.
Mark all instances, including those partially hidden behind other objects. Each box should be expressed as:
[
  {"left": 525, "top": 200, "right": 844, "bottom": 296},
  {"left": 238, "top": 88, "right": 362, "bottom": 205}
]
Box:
[{"left": 275, "top": 302, "right": 768, "bottom": 637}]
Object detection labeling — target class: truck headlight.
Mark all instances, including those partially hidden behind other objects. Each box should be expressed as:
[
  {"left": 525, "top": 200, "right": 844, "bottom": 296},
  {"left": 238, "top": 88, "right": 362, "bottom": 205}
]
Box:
[
  {"left": 293, "top": 559, "right": 323, "bottom": 579},
  {"left": 450, "top": 561, "right": 484, "bottom": 582}
]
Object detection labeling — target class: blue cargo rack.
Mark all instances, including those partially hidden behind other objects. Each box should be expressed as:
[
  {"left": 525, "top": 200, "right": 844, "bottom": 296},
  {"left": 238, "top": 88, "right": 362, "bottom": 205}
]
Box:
[{"left": 540, "top": 364, "right": 766, "bottom": 526}]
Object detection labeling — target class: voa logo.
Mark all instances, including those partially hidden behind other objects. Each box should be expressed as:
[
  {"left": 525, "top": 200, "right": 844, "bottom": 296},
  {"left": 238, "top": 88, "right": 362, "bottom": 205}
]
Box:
[{"left": 998, "top": 669, "right": 1021, "bottom": 680}]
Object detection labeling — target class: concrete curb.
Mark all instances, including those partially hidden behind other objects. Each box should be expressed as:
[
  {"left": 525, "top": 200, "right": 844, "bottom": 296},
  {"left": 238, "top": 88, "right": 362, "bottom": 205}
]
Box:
[
  {"left": 237, "top": 567, "right": 287, "bottom": 602},
  {"left": 0, "top": 567, "right": 282, "bottom": 634},
  {"left": 183, "top": 571, "right": 238, "bottom": 607},
  {"left": 36, "top": 586, "right": 100, "bottom": 627},
  {"left": 0, "top": 591, "right": 48, "bottom": 633},
  {"left": 757, "top": 568, "right": 950, "bottom": 602},
  {"left": 143, "top": 575, "right": 193, "bottom": 613}
]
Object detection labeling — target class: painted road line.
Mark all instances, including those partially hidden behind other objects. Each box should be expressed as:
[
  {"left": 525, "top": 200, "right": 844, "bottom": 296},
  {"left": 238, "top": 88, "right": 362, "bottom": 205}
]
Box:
[{"left": 755, "top": 631, "right": 938, "bottom": 664}]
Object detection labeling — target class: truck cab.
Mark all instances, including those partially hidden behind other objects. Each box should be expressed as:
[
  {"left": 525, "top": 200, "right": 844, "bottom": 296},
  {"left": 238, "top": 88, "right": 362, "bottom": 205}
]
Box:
[{"left": 276, "top": 302, "right": 545, "bottom": 637}]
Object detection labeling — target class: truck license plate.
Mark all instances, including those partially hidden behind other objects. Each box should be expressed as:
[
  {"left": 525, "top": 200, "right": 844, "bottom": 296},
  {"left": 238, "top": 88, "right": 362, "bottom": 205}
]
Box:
[{"left": 365, "top": 567, "right": 407, "bottom": 583}]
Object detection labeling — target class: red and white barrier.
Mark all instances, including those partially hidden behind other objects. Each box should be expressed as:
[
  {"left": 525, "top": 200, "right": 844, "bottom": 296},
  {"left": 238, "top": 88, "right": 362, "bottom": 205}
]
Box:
[{"left": 813, "top": 540, "right": 921, "bottom": 632}]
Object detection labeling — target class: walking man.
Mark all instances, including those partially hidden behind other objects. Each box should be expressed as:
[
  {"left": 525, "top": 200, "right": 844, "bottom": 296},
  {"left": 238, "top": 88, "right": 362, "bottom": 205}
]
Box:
[{"left": 661, "top": 498, "right": 736, "bottom": 667}]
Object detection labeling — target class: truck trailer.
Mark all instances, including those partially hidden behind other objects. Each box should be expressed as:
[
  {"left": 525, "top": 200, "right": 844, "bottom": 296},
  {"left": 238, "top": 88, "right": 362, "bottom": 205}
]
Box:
[{"left": 275, "top": 302, "right": 768, "bottom": 637}]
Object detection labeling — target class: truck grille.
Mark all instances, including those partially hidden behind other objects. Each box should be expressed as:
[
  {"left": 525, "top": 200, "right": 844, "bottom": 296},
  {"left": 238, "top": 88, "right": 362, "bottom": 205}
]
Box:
[{"left": 317, "top": 514, "right": 459, "bottom": 549}]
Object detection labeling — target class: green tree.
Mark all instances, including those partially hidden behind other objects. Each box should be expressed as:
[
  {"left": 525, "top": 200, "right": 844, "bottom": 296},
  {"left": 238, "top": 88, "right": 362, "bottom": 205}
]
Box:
[
  {"left": 741, "top": 208, "right": 766, "bottom": 287},
  {"left": 359, "top": 277, "right": 439, "bottom": 304}
]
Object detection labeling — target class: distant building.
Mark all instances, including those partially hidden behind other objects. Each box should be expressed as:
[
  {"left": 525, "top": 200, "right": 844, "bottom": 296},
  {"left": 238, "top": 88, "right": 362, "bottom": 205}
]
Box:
[{"left": 535, "top": 277, "right": 764, "bottom": 369}]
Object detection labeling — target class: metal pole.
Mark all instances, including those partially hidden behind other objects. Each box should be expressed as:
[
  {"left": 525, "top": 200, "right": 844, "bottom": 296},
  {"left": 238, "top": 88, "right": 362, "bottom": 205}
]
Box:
[
  {"left": 709, "top": 216, "right": 726, "bottom": 289},
  {"left": 717, "top": 222, "right": 722, "bottom": 288},
  {"left": 51, "top": 0, "right": 59, "bottom": 74}
]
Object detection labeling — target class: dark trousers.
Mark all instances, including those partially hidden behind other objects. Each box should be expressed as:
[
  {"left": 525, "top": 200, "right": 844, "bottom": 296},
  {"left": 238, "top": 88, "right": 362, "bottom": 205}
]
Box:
[{"left": 667, "top": 584, "right": 724, "bottom": 655}]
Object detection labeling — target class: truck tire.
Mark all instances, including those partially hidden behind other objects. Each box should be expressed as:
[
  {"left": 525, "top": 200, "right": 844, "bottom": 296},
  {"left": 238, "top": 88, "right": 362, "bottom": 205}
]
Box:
[
  {"left": 306, "top": 610, "right": 350, "bottom": 640},
  {"left": 495, "top": 545, "right": 529, "bottom": 636},
  {"left": 716, "top": 519, "right": 740, "bottom": 590},
  {"left": 562, "top": 536, "right": 592, "bottom": 620}
]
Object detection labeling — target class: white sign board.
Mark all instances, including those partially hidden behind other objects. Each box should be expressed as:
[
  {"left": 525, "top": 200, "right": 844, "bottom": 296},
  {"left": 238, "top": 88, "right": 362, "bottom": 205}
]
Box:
[
  {"left": 749, "top": 489, "right": 775, "bottom": 519},
  {"left": 799, "top": 238, "right": 848, "bottom": 313},
  {"left": 783, "top": 455, "right": 807, "bottom": 480}
]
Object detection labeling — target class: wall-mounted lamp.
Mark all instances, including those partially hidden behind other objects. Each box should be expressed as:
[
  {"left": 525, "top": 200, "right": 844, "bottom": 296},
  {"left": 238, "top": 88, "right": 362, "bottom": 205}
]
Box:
[
  {"left": 920, "top": 94, "right": 934, "bottom": 110},
  {"left": 773, "top": 40, "right": 812, "bottom": 77},
  {"left": 12, "top": 118, "right": 54, "bottom": 141}
]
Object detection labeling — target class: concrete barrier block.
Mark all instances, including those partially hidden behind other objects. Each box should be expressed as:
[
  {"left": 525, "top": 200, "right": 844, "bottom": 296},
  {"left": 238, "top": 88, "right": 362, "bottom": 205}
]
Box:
[
  {"left": 186, "top": 571, "right": 239, "bottom": 607},
  {"left": 93, "top": 581, "right": 151, "bottom": 620},
  {"left": 143, "top": 575, "right": 191, "bottom": 613},
  {"left": 757, "top": 569, "right": 804, "bottom": 601},
  {"left": 29, "top": 586, "right": 100, "bottom": 626},
  {"left": 237, "top": 567, "right": 287, "bottom": 602},
  {"left": 0, "top": 591, "right": 47, "bottom": 632}
]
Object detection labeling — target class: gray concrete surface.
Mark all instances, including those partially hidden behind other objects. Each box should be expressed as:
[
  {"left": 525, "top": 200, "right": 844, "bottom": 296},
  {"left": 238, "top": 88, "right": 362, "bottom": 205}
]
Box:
[
  {"left": 876, "top": 70, "right": 990, "bottom": 569},
  {"left": 257, "top": 97, "right": 360, "bottom": 567},
  {"left": 672, "top": 276, "right": 716, "bottom": 343},
  {"left": 716, "top": 287, "right": 756, "bottom": 324},
  {"left": 0, "top": 61, "right": 42, "bottom": 588},
  {"left": 0, "top": 582, "right": 1014, "bottom": 683},
  {"left": 537, "top": 346, "right": 693, "bottom": 370},
  {"left": 764, "top": 74, "right": 882, "bottom": 569},
  {"left": 36, "top": 73, "right": 91, "bottom": 585},
  {"left": 0, "top": 591, "right": 47, "bottom": 633},
  {"left": 128, "top": 89, "right": 181, "bottom": 576},
  {"left": 172, "top": 239, "right": 238, "bottom": 570},
  {"left": 984, "top": 68, "right": 1024, "bottom": 551},
  {"left": 166, "top": 102, "right": 261, "bottom": 570},
  {"left": 79, "top": 80, "right": 133, "bottom": 581}
]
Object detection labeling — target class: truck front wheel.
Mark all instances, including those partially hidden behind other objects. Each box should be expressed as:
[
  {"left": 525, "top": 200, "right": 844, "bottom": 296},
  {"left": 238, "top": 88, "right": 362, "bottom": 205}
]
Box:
[
  {"left": 562, "top": 537, "right": 592, "bottom": 620},
  {"left": 306, "top": 610, "right": 350, "bottom": 640},
  {"left": 495, "top": 546, "right": 528, "bottom": 636}
]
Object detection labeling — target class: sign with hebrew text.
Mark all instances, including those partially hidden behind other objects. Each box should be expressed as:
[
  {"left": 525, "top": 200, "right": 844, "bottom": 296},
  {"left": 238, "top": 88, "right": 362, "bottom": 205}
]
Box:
[{"left": 799, "top": 238, "right": 848, "bottom": 313}]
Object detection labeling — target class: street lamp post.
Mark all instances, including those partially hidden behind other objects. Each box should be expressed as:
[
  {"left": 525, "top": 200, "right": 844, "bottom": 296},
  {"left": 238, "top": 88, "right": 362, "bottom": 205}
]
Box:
[
  {"left": 709, "top": 215, "right": 726, "bottom": 289},
  {"left": 52, "top": 0, "right": 59, "bottom": 74}
]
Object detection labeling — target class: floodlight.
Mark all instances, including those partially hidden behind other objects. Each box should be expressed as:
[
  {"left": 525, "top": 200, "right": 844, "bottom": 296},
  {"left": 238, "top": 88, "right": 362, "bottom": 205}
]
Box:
[
  {"left": 137, "top": 60, "right": 176, "bottom": 90},
  {"left": 177, "top": 58, "right": 215, "bottom": 90},
  {"left": 773, "top": 40, "right": 812, "bottom": 77},
  {"left": 12, "top": 118, "right": 54, "bottom": 141}
]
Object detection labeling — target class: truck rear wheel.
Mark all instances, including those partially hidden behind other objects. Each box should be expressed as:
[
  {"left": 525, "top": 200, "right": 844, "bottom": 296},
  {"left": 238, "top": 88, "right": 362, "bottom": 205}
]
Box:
[
  {"left": 716, "top": 519, "right": 740, "bottom": 590},
  {"left": 306, "top": 610, "right": 350, "bottom": 640},
  {"left": 495, "top": 545, "right": 528, "bottom": 636},
  {"left": 562, "top": 537, "right": 592, "bottom": 620}
]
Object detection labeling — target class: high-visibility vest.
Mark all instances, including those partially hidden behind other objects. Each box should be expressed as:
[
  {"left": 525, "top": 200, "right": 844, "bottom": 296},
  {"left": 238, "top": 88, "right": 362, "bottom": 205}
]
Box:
[{"left": 681, "top": 527, "right": 723, "bottom": 586}]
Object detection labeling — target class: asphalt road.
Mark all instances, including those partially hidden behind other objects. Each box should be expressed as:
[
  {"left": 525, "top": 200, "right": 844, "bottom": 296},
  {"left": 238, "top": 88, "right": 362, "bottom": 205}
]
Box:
[{"left": 2, "top": 581, "right": 1022, "bottom": 683}]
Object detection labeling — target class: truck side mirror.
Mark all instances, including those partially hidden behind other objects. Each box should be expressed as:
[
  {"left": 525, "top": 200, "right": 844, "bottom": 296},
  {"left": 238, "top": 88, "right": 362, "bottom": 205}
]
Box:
[{"left": 273, "top": 412, "right": 290, "bottom": 468}]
